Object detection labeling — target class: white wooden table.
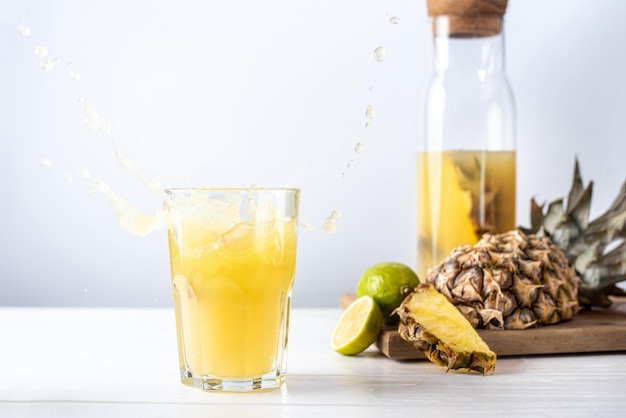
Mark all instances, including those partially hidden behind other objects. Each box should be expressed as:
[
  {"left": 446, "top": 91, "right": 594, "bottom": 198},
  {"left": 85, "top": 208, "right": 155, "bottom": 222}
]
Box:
[{"left": 1, "top": 307, "right": 625, "bottom": 417}]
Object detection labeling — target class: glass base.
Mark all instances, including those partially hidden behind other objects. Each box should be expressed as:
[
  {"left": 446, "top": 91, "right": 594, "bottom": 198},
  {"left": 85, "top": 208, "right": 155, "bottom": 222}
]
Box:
[{"left": 180, "top": 369, "right": 286, "bottom": 392}]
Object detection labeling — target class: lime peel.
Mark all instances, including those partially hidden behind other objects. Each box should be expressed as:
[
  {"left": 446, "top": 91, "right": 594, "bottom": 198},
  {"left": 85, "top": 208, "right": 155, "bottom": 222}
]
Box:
[{"left": 356, "top": 262, "right": 420, "bottom": 323}]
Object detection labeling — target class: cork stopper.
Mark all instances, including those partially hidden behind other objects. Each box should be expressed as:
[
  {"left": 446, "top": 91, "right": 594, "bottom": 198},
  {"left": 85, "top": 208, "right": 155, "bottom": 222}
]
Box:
[{"left": 427, "top": 0, "right": 508, "bottom": 37}]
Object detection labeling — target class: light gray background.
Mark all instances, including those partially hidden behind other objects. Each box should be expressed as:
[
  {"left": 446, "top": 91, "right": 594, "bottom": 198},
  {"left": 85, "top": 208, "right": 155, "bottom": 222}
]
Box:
[{"left": 1, "top": 0, "right": 625, "bottom": 307}]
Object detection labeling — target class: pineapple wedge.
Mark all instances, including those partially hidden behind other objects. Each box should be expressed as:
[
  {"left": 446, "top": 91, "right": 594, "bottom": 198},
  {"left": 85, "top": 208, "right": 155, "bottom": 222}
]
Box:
[{"left": 396, "top": 283, "right": 496, "bottom": 375}]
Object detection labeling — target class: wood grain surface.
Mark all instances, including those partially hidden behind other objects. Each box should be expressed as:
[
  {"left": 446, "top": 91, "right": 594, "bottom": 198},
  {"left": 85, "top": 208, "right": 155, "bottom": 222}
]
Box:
[{"left": 340, "top": 293, "right": 626, "bottom": 360}]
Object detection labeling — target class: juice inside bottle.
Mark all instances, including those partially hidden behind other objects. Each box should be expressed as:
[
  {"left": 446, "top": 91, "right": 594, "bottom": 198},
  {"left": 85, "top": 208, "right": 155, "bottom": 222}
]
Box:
[
  {"left": 416, "top": 150, "right": 516, "bottom": 279},
  {"left": 167, "top": 200, "right": 297, "bottom": 379}
]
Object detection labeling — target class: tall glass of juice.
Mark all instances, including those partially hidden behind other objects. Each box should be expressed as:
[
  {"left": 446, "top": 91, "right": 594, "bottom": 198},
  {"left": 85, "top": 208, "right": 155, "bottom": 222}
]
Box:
[{"left": 164, "top": 188, "right": 300, "bottom": 392}]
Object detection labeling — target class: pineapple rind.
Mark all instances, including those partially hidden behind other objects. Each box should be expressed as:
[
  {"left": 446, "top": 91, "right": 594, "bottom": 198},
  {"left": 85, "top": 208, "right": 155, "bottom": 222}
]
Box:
[
  {"left": 397, "top": 283, "right": 496, "bottom": 376},
  {"left": 427, "top": 230, "right": 581, "bottom": 330}
]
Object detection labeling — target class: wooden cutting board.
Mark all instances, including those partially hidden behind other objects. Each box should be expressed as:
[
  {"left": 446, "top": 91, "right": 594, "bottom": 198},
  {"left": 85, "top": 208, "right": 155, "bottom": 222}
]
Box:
[{"left": 340, "top": 293, "right": 626, "bottom": 360}]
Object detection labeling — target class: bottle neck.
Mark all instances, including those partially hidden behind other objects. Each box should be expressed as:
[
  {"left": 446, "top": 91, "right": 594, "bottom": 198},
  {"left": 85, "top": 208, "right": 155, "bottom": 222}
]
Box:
[
  {"left": 422, "top": 15, "right": 515, "bottom": 152},
  {"left": 430, "top": 16, "right": 506, "bottom": 75}
]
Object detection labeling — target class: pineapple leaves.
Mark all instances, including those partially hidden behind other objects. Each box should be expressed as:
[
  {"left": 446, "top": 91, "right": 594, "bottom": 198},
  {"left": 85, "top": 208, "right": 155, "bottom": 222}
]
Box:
[
  {"left": 520, "top": 158, "right": 626, "bottom": 307},
  {"left": 566, "top": 158, "right": 585, "bottom": 215}
]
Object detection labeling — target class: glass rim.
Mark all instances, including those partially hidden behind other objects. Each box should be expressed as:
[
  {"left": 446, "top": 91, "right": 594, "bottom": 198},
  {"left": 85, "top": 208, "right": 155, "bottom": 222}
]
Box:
[{"left": 163, "top": 187, "right": 300, "bottom": 194}]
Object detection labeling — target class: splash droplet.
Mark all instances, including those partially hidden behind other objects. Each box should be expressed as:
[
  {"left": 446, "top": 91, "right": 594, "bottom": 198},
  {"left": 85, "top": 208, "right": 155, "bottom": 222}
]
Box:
[
  {"left": 299, "top": 221, "right": 316, "bottom": 231},
  {"left": 79, "top": 168, "right": 91, "bottom": 179},
  {"left": 70, "top": 69, "right": 81, "bottom": 81},
  {"left": 322, "top": 210, "right": 342, "bottom": 234},
  {"left": 84, "top": 104, "right": 112, "bottom": 134},
  {"left": 40, "top": 57, "right": 61, "bottom": 71},
  {"left": 34, "top": 44, "right": 48, "bottom": 58},
  {"left": 17, "top": 22, "right": 31, "bottom": 36},
  {"left": 354, "top": 142, "right": 364, "bottom": 153},
  {"left": 75, "top": 96, "right": 86, "bottom": 103},
  {"left": 322, "top": 219, "right": 337, "bottom": 234},
  {"left": 365, "top": 121, "right": 373, "bottom": 129},
  {"left": 365, "top": 105, "right": 375, "bottom": 120},
  {"left": 389, "top": 16, "right": 400, "bottom": 24},
  {"left": 64, "top": 173, "right": 73, "bottom": 183},
  {"left": 373, "top": 46, "right": 385, "bottom": 62},
  {"left": 41, "top": 158, "right": 52, "bottom": 167},
  {"left": 347, "top": 160, "right": 354, "bottom": 169}
]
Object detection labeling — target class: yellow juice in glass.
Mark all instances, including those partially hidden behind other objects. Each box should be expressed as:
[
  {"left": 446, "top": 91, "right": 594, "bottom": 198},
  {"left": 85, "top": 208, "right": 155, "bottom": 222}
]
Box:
[
  {"left": 165, "top": 188, "right": 299, "bottom": 391},
  {"left": 417, "top": 150, "right": 515, "bottom": 279}
]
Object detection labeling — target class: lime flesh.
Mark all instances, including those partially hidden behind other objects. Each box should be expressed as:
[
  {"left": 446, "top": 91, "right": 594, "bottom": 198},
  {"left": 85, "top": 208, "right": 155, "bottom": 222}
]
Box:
[{"left": 331, "top": 296, "right": 383, "bottom": 355}]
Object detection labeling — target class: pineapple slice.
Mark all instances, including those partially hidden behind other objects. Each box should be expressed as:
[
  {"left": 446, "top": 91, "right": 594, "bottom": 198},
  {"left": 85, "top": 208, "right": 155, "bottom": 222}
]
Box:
[{"left": 396, "top": 283, "right": 496, "bottom": 376}]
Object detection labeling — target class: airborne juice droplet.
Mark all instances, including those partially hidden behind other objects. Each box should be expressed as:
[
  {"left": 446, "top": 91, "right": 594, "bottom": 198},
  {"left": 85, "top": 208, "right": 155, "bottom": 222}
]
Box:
[
  {"left": 78, "top": 168, "right": 91, "bottom": 179},
  {"left": 68, "top": 62, "right": 81, "bottom": 81},
  {"left": 34, "top": 44, "right": 48, "bottom": 58},
  {"left": 70, "top": 69, "right": 81, "bottom": 81},
  {"left": 373, "top": 46, "right": 385, "bottom": 62},
  {"left": 322, "top": 210, "right": 342, "bottom": 234},
  {"left": 365, "top": 105, "right": 375, "bottom": 128},
  {"left": 17, "top": 22, "right": 31, "bottom": 36},
  {"left": 34, "top": 44, "right": 60, "bottom": 71},
  {"left": 83, "top": 104, "right": 112, "bottom": 134},
  {"left": 40, "top": 58, "right": 61, "bottom": 71}
]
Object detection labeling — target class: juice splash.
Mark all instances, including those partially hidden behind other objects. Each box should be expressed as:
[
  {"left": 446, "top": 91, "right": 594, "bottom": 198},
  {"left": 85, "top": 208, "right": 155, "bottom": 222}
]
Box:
[
  {"left": 15, "top": 6, "right": 407, "bottom": 241},
  {"left": 417, "top": 150, "right": 516, "bottom": 279}
]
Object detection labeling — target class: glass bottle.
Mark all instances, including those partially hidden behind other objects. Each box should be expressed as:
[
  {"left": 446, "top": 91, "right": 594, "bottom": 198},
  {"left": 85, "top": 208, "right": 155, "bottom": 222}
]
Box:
[{"left": 416, "top": 0, "right": 516, "bottom": 280}]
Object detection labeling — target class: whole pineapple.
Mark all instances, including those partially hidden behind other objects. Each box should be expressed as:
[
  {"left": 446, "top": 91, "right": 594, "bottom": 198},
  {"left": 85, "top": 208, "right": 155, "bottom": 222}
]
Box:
[
  {"left": 426, "top": 230, "right": 580, "bottom": 330},
  {"left": 520, "top": 159, "right": 626, "bottom": 308}
]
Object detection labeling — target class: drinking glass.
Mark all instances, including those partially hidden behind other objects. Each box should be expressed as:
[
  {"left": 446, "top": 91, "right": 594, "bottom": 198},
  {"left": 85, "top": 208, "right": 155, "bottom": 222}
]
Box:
[{"left": 164, "top": 188, "right": 300, "bottom": 391}]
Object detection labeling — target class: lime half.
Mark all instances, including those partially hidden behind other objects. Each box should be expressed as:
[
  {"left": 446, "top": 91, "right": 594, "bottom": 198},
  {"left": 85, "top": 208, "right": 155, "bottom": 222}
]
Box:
[{"left": 331, "top": 295, "right": 383, "bottom": 355}]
